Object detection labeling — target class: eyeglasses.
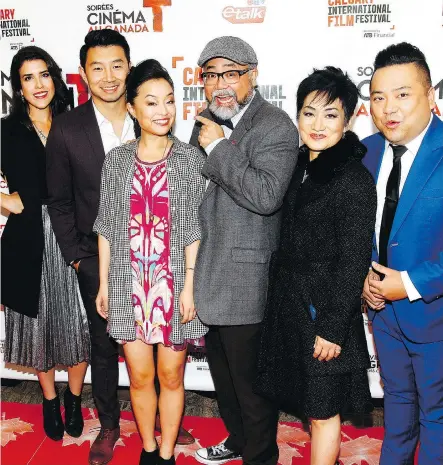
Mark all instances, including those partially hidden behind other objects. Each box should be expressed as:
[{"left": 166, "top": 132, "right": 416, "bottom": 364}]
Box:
[{"left": 201, "top": 69, "right": 250, "bottom": 85}]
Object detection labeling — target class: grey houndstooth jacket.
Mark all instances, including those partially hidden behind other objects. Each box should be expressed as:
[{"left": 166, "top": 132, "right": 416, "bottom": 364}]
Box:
[{"left": 93, "top": 136, "right": 208, "bottom": 343}]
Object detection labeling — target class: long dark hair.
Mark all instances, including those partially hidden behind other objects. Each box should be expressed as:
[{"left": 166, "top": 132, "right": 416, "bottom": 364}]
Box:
[{"left": 7, "top": 46, "right": 70, "bottom": 127}]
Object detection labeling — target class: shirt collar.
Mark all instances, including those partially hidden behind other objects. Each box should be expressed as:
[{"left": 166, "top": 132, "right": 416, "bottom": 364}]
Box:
[
  {"left": 384, "top": 114, "right": 433, "bottom": 156},
  {"left": 231, "top": 90, "right": 256, "bottom": 128},
  {"left": 92, "top": 99, "right": 133, "bottom": 127},
  {"left": 92, "top": 100, "right": 107, "bottom": 127}
]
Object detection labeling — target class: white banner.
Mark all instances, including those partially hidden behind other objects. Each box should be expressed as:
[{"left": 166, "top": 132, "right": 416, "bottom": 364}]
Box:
[{"left": 1, "top": 0, "right": 443, "bottom": 397}]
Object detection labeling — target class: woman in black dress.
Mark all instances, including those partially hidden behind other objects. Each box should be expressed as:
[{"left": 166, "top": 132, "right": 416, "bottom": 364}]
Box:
[
  {"left": 1, "top": 47, "right": 90, "bottom": 441},
  {"left": 255, "top": 67, "right": 376, "bottom": 465}
]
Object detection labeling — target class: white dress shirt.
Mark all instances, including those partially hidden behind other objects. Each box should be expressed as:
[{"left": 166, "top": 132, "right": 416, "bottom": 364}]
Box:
[
  {"left": 92, "top": 101, "right": 136, "bottom": 155},
  {"left": 375, "top": 115, "right": 432, "bottom": 301}
]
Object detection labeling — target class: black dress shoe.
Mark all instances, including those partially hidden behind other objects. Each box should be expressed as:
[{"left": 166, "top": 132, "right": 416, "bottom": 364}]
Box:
[
  {"left": 158, "top": 455, "right": 175, "bottom": 465},
  {"left": 43, "top": 394, "right": 64, "bottom": 441},
  {"left": 139, "top": 447, "right": 159, "bottom": 465},
  {"left": 64, "top": 387, "right": 84, "bottom": 437}
]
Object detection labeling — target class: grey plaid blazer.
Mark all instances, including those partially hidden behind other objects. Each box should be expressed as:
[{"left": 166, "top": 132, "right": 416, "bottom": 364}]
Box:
[
  {"left": 93, "top": 137, "right": 208, "bottom": 343},
  {"left": 190, "top": 92, "right": 299, "bottom": 326}
]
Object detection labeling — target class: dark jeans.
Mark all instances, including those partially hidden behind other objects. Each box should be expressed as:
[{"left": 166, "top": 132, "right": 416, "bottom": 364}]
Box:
[
  {"left": 76, "top": 255, "right": 120, "bottom": 429},
  {"left": 205, "top": 324, "right": 279, "bottom": 465}
]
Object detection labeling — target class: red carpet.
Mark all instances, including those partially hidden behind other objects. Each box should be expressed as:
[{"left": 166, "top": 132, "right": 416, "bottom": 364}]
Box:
[{"left": 1, "top": 401, "right": 389, "bottom": 465}]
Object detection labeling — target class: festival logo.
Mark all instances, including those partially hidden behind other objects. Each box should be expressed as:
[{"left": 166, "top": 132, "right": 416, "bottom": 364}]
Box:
[
  {"left": 222, "top": 0, "right": 267, "bottom": 25},
  {"left": 327, "top": 0, "right": 396, "bottom": 39},
  {"left": 86, "top": 0, "right": 171, "bottom": 34},
  {"left": 180, "top": 61, "right": 206, "bottom": 121},
  {"left": 143, "top": 0, "right": 171, "bottom": 32},
  {"left": 258, "top": 84, "right": 286, "bottom": 109},
  {"left": 0, "top": 8, "right": 34, "bottom": 49},
  {"left": 178, "top": 56, "right": 288, "bottom": 120}
]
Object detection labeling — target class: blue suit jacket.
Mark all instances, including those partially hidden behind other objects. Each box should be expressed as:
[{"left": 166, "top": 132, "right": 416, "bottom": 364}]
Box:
[{"left": 362, "top": 114, "right": 443, "bottom": 343}]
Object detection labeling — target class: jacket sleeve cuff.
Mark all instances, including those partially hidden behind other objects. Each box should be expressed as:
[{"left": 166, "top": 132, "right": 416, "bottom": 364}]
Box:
[
  {"left": 204, "top": 138, "right": 225, "bottom": 156},
  {"left": 400, "top": 271, "right": 422, "bottom": 302}
]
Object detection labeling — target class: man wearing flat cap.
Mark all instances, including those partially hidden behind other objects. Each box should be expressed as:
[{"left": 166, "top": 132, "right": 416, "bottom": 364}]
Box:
[{"left": 190, "top": 36, "right": 299, "bottom": 465}]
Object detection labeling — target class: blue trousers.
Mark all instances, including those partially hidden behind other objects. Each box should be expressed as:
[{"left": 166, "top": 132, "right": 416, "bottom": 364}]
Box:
[{"left": 373, "top": 304, "right": 443, "bottom": 465}]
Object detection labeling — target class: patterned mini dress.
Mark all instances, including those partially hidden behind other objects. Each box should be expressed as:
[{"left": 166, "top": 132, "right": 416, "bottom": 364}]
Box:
[{"left": 126, "top": 148, "right": 204, "bottom": 350}]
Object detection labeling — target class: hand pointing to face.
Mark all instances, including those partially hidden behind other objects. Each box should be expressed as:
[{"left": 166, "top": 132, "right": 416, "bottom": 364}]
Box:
[{"left": 194, "top": 115, "right": 225, "bottom": 149}]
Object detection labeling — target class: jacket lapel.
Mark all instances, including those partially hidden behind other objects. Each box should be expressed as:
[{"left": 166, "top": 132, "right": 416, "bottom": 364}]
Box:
[
  {"left": 80, "top": 99, "right": 106, "bottom": 163},
  {"left": 201, "top": 92, "right": 267, "bottom": 203},
  {"left": 228, "top": 92, "right": 266, "bottom": 146},
  {"left": 390, "top": 115, "right": 443, "bottom": 241},
  {"left": 371, "top": 136, "right": 385, "bottom": 256}
]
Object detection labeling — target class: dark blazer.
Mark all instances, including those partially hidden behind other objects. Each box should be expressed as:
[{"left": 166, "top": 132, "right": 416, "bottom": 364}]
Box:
[
  {"left": 1, "top": 117, "right": 47, "bottom": 317},
  {"left": 46, "top": 99, "right": 139, "bottom": 264},
  {"left": 363, "top": 115, "right": 443, "bottom": 343},
  {"left": 189, "top": 92, "right": 299, "bottom": 325},
  {"left": 255, "top": 132, "right": 377, "bottom": 406}
]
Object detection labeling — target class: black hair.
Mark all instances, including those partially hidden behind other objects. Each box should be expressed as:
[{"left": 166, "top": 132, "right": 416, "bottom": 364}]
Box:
[
  {"left": 372, "top": 42, "right": 432, "bottom": 88},
  {"left": 126, "top": 59, "right": 174, "bottom": 105},
  {"left": 7, "top": 46, "right": 70, "bottom": 127},
  {"left": 296, "top": 66, "right": 359, "bottom": 124},
  {"left": 79, "top": 30, "right": 130, "bottom": 69}
]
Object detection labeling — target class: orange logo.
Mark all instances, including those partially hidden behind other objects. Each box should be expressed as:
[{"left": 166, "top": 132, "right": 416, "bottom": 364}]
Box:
[
  {"left": 143, "top": 0, "right": 171, "bottom": 32},
  {"left": 222, "top": 4, "right": 266, "bottom": 24}
]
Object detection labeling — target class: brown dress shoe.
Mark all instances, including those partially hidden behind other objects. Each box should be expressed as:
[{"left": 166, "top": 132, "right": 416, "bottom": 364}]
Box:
[
  {"left": 155, "top": 414, "right": 195, "bottom": 445},
  {"left": 89, "top": 427, "right": 120, "bottom": 465}
]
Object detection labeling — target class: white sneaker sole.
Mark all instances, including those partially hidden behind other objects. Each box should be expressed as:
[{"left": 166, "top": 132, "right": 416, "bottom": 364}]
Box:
[{"left": 194, "top": 452, "right": 241, "bottom": 465}]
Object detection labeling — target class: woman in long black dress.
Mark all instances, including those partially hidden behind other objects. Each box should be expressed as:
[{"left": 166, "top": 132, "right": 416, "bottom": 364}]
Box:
[
  {"left": 255, "top": 67, "right": 376, "bottom": 465},
  {"left": 1, "top": 46, "right": 90, "bottom": 441}
]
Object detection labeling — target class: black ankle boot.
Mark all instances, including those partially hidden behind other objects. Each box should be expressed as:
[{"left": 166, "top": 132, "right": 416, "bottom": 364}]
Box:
[
  {"left": 139, "top": 447, "right": 159, "bottom": 465},
  {"left": 63, "top": 387, "right": 84, "bottom": 437},
  {"left": 158, "top": 455, "right": 175, "bottom": 465},
  {"left": 43, "top": 394, "right": 64, "bottom": 441}
]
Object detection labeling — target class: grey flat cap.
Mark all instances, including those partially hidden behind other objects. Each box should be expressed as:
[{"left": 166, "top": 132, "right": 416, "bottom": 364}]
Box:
[{"left": 198, "top": 36, "right": 258, "bottom": 67}]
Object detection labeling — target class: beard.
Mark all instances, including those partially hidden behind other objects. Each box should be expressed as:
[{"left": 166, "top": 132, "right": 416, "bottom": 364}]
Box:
[{"left": 208, "top": 87, "right": 254, "bottom": 120}]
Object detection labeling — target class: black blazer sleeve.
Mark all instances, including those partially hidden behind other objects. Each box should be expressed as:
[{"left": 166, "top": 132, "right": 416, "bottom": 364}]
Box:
[
  {"left": 46, "top": 117, "right": 80, "bottom": 264},
  {"left": 314, "top": 167, "right": 377, "bottom": 346},
  {"left": 1, "top": 119, "right": 41, "bottom": 215}
]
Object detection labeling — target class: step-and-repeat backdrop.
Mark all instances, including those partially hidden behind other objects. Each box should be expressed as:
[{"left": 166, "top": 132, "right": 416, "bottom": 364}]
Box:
[{"left": 1, "top": 0, "right": 443, "bottom": 397}]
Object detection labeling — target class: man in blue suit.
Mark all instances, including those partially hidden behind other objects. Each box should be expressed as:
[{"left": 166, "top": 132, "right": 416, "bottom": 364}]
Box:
[{"left": 362, "top": 42, "right": 443, "bottom": 465}]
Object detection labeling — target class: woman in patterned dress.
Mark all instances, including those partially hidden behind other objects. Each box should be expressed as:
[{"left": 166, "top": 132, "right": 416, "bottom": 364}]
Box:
[
  {"left": 1, "top": 47, "right": 90, "bottom": 441},
  {"left": 94, "top": 59, "right": 207, "bottom": 465}
]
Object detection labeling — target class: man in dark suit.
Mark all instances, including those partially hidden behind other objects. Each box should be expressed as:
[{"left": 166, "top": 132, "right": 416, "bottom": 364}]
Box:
[
  {"left": 46, "top": 30, "right": 136, "bottom": 465},
  {"left": 362, "top": 43, "right": 443, "bottom": 465},
  {"left": 47, "top": 32, "right": 194, "bottom": 465},
  {"left": 190, "top": 36, "right": 299, "bottom": 465}
]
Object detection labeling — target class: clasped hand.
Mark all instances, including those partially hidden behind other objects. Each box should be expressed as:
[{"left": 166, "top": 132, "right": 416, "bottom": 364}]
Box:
[
  {"left": 313, "top": 336, "right": 342, "bottom": 362},
  {"left": 362, "top": 261, "right": 407, "bottom": 310}
]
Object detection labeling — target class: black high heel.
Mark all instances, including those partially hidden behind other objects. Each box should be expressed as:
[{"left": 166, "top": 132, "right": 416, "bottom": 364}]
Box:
[
  {"left": 63, "top": 387, "right": 84, "bottom": 437},
  {"left": 42, "top": 394, "right": 64, "bottom": 441}
]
